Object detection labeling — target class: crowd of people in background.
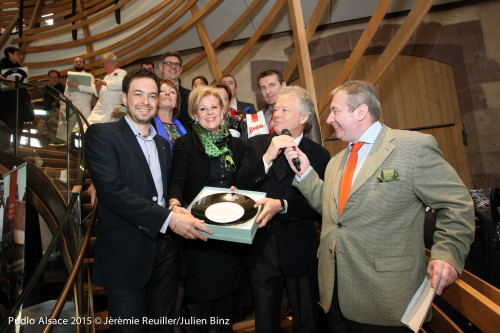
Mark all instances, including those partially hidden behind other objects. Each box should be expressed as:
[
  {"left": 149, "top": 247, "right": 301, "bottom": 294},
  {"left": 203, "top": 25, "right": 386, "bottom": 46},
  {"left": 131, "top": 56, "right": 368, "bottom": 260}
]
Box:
[{"left": 0, "top": 46, "right": 475, "bottom": 333}]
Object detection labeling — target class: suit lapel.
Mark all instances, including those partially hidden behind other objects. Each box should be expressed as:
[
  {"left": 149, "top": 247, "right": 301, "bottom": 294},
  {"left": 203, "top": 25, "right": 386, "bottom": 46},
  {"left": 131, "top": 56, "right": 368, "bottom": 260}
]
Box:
[
  {"left": 328, "top": 148, "right": 348, "bottom": 216},
  {"left": 154, "top": 135, "right": 170, "bottom": 193},
  {"left": 334, "top": 150, "right": 349, "bottom": 204},
  {"left": 349, "top": 125, "right": 395, "bottom": 197},
  {"left": 120, "top": 119, "right": 156, "bottom": 188}
]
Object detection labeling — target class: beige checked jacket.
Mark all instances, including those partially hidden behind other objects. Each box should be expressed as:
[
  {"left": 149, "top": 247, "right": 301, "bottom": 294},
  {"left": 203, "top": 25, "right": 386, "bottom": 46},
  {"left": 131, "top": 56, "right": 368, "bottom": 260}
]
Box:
[{"left": 295, "top": 125, "right": 474, "bottom": 326}]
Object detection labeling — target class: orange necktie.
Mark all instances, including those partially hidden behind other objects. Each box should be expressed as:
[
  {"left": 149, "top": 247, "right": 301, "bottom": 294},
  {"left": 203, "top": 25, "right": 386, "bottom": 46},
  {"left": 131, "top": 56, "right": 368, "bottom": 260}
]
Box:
[
  {"left": 268, "top": 108, "right": 275, "bottom": 133},
  {"left": 338, "top": 142, "right": 364, "bottom": 215}
]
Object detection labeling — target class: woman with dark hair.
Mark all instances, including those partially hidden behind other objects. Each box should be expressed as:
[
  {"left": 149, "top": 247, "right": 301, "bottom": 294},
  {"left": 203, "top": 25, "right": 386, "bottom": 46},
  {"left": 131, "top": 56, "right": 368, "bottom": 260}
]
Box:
[
  {"left": 168, "top": 85, "right": 246, "bottom": 332},
  {"left": 191, "top": 75, "right": 208, "bottom": 89},
  {"left": 153, "top": 79, "right": 187, "bottom": 152}
]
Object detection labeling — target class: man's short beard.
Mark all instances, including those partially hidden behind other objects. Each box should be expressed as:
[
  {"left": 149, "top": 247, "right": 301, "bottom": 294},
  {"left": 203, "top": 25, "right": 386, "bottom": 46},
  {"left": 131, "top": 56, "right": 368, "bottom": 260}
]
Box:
[{"left": 74, "top": 66, "right": 84, "bottom": 72}]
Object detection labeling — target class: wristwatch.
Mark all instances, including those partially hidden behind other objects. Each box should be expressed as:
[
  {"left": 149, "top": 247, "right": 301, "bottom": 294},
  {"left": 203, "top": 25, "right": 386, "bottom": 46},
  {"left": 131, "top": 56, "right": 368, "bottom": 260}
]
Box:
[{"left": 278, "top": 199, "right": 286, "bottom": 214}]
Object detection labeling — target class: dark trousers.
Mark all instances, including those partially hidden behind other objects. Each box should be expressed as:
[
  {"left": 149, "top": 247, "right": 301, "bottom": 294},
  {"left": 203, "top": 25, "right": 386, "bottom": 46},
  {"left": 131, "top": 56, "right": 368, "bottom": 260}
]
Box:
[
  {"left": 106, "top": 235, "right": 179, "bottom": 333},
  {"left": 188, "top": 294, "right": 233, "bottom": 333},
  {"left": 328, "top": 257, "right": 412, "bottom": 333},
  {"left": 249, "top": 234, "right": 319, "bottom": 333}
]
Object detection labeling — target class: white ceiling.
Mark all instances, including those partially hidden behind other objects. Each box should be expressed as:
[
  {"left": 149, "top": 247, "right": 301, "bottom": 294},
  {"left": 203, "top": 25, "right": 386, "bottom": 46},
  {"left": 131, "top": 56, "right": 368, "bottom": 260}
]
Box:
[
  {"left": 158, "top": 0, "right": 465, "bottom": 52},
  {"left": 22, "top": 0, "right": 465, "bottom": 76}
]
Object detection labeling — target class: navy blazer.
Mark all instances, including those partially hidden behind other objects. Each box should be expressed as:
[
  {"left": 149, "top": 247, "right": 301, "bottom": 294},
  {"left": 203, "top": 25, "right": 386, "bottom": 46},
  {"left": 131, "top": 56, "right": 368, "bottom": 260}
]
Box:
[
  {"left": 84, "top": 117, "right": 173, "bottom": 290},
  {"left": 178, "top": 85, "right": 193, "bottom": 131},
  {"left": 237, "top": 133, "right": 331, "bottom": 276},
  {"left": 236, "top": 100, "right": 257, "bottom": 115}
]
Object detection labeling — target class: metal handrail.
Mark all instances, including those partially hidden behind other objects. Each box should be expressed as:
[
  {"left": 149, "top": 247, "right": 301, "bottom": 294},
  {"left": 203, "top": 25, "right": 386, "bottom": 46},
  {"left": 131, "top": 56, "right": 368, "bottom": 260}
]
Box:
[
  {"left": 0, "top": 193, "right": 80, "bottom": 332},
  {"left": 42, "top": 201, "right": 98, "bottom": 333},
  {"left": 0, "top": 76, "right": 92, "bottom": 331}
]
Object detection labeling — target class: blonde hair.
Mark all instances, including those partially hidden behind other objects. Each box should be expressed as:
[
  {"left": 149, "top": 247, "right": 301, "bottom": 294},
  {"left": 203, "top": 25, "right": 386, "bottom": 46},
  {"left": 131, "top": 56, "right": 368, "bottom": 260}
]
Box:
[{"left": 188, "top": 86, "right": 228, "bottom": 124}]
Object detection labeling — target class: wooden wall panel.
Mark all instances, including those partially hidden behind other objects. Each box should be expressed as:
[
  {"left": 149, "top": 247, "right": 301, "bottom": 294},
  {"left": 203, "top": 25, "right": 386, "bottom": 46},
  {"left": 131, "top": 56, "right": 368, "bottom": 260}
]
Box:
[{"left": 302, "top": 54, "right": 473, "bottom": 188}]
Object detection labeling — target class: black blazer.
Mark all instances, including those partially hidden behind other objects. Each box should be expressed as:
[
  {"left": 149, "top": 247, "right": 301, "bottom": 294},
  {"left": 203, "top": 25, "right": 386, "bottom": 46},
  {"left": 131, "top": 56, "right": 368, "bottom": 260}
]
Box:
[
  {"left": 237, "top": 134, "right": 331, "bottom": 277},
  {"left": 178, "top": 85, "right": 193, "bottom": 131},
  {"left": 168, "top": 130, "right": 247, "bottom": 300},
  {"left": 84, "top": 118, "right": 172, "bottom": 290},
  {"left": 236, "top": 100, "right": 257, "bottom": 115},
  {"left": 168, "top": 131, "right": 246, "bottom": 205}
]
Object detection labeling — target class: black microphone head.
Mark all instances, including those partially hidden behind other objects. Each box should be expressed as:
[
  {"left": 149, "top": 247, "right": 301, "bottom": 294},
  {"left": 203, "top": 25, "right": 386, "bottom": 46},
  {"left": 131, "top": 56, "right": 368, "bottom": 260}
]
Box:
[{"left": 281, "top": 128, "right": 292, "bottom": 136}]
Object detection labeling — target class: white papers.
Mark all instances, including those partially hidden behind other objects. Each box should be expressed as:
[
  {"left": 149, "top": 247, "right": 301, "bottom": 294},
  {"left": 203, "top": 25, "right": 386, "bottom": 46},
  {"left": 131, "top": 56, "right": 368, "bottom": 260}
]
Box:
[
  {"left": 401, "top": 266, "right": 443, "bottom": 332},
  {"left": 1, "top": 67, "right": 29, "bottom": 90},
  {"left": 67, "top": 71, "right": 92, "bottom": 92}
]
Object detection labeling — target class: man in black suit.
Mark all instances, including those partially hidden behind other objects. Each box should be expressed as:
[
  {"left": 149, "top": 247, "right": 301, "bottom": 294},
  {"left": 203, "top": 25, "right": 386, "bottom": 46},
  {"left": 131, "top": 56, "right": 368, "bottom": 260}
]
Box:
[
  {"left": 159, "top": 51, "right": 192, "bottom": 130},
  {"left": 220, "top": 74, "right": 257, "bottom": 116},
  {"left": 85, "top": 69, "right": 211, "bottom": 332},
  {"left": 43, "top": 70, "right": 65, "bottom": 110},
  {"left": 237, "top": 86, "right": 330, "bottom": 332}
]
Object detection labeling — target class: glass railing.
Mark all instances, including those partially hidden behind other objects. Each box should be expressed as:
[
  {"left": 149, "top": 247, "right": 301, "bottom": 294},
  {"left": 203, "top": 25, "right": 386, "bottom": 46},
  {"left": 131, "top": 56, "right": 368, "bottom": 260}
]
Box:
[
  {"left": 0, "top": 77, "right": 88, "bottom": 332},
  {"left": 1, "top": 76, "right": 87, "bottom": 203}
]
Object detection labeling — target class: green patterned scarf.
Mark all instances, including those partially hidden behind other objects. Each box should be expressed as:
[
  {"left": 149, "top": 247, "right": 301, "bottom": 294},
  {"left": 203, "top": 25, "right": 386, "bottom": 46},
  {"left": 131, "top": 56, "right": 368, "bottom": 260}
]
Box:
[{"left": 193, "top": 123, "right": 236, "bottom": 172}]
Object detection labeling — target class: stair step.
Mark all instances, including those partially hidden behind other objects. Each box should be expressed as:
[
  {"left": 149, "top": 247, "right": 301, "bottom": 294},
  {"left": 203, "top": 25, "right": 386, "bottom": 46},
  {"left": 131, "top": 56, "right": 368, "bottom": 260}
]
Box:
[
  {"left": 83, "top": 258, "right": 94, "bottom": 265},
  {"left": 24, "top": 155, "right": 79, "bottom": 168}
]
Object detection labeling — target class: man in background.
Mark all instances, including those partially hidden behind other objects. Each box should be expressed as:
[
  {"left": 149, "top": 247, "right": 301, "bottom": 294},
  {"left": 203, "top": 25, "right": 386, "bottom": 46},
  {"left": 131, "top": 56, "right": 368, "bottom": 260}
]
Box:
[
  {"left": 140, "top": 60, "right": 155, "bottom": 73},
  {"left": 0, "top": 46, "right": 33, "bottom": 137},
  {"left": 159, "top": 51, "right": 191, "bottom": 130},
  {"left": 221, "top": 74, "right": 256, "bottom": 116},
  {"left": 37, "top": 70, "right": 64, "bottom": 138},
  {"left": 43, "top": 70, "right": 65, "bottom": 110},
  {"left": 52, "top": 56, "right": 97, "bottom": 143},
  {"left": 237, "top": 86, "right": 330, "bottom": 333},
  {"left": 286, "top": 80, "right": 475, "bottom": 332},
  {"left": 257, "top": 69, "right": 286, "bottom": 133},
  {"left": 65, "top": 56, "right": 97, "bottom": 126},
  {"left": 87, "top": 52, "right": 127, "bottom": 125}
]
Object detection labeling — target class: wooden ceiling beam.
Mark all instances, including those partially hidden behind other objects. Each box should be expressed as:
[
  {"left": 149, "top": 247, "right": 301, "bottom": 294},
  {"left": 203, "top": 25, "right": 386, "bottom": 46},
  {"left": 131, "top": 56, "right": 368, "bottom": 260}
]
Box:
[
  {"left": 288, "top": 0, "right": 322, "bottom": 142},
  {"left": 320, "top": 0, "right": 392, "bottom": 139},
  {"left": 282, "top": 0, "right": 329, "bottom": 82},
  {"left": 24, "top": 0, "right": 190, "bottom": 70},
  {"left": 76, "top": 0, "right": 95, "bottom": 63},
  {"left": 365, "top": 0, "right": 435, "bottom": 84},
  {"left": 27, "top": 0, "right": 42, "bottom": 30},
  {"left": 13, "top": 0, "right": 131, "bottom": 43},
  {"left": 191, "top": 4, "right": 223, "bottom": 81},
  {"left": 0, "top": 14, "right": 19, "bottom": 51},
  {"left": 21, "top": 0, "right": 177, "bottom": 53},
  {"left": 222, "top": 0, "right": 286, "bottom": 76},
  {"left": 183, "top": 0, "right": 262, "bottom": 73},
  {"left": 28, "top": 0, "right": 218, "bottom": 79}
]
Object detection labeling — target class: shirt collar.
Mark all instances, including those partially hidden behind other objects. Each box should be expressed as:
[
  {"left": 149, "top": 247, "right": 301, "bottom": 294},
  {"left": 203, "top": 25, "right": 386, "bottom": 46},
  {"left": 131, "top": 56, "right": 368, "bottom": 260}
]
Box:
[
  {"left": 350, "top": 121, "right": 382, "bottom": 148},
  {"left": 107, "top": 67, "right": 119, "bottom": 74},
  {"left": 230, "top": 99, "right": 238, "bottom": 110},
  {"left": 294, "top": 132, "right": 304, "bottom": 146},
  {"left": 125, "top": 115, "right": 157, "bottom": 140}
]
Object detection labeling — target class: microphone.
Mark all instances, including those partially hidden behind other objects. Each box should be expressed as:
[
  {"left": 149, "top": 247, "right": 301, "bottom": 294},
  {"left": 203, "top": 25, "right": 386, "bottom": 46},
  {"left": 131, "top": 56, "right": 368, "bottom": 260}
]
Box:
[{"left": 281, "top": 129, "right": 301, "bottom": 171}]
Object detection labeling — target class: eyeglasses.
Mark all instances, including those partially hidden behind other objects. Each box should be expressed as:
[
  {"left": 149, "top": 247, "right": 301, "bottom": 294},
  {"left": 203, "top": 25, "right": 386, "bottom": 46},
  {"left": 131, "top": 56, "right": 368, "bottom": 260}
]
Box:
[{"left": 161, "top": 61, "right": 181, "bottom": 68}]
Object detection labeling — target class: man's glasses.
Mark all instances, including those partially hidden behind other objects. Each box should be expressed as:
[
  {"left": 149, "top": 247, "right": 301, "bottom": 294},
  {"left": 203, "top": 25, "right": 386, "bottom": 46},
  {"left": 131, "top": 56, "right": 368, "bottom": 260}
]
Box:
[{"left": 161, "top": 61, "right": 181, "bottom": 68}]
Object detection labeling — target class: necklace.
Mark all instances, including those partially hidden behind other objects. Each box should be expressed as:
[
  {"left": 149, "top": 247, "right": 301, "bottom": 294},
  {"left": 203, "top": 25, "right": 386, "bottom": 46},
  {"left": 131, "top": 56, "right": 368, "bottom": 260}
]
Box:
[{"left": 142, "top": 131, "right": 150, "bottom": 138}]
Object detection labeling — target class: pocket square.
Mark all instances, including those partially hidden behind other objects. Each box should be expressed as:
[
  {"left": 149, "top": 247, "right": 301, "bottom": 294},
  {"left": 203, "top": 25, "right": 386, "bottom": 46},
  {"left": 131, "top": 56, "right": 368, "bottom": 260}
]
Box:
[{"left": 377, "top": 169, "right": 399, "bottom": 182}]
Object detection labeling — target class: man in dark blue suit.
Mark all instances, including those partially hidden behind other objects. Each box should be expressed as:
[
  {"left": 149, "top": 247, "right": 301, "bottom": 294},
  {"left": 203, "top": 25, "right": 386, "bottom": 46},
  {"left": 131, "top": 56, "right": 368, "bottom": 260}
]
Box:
[
  {"left": 237, "top": 86, "right": 330, "bottom": 332},
  {"left": 85, "top": 69, "right": 211, "bottom": 332},
  {"left": 159, "top": 51, "right": 192, "bottom": 130}
]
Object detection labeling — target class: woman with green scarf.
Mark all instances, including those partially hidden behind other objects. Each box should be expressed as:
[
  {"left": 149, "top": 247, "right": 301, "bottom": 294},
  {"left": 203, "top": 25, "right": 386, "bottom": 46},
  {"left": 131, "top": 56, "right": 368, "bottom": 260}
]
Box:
[{"left": 168, "top": 85, "right": 246, "bottom": 332}]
